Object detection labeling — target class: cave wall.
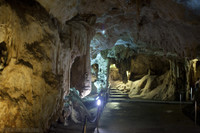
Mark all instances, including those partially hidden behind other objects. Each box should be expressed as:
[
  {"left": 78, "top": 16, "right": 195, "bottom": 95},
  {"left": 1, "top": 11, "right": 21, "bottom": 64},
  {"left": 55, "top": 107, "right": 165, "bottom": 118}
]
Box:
[
  {"left": 89, "top": 0, "right": 200, "bottom": 59},
  {"left": 0, "top": 0, "right": 95, "bottom": 131},
  {"left": 35, "top": 0, "right": 200, "bottom": 60},
  {"left": 188, "top": 59, "right": 200, "bottom": 91},
  {"left": 129, "top": 55, "right": 170, "bottom": 80},
  {"left": 109, "top": 64, "right": 122, "bottom": 81},
  {"left": 99, "top": 40, "right": 193, "bottom": 100},
  {"left": 88, "top": 0, "right": 200, "bottom": 99},
  {"left": 70, "top": 44, "right": 92, "bottom": 98},
  {"left": 36, "top": 0, "right": 79, "bottom": 24},
  {"left": 107, "top": 52, "right": 191, "bottom": 100},
  {"left": 91, "top": 53, "right": 109, "bottom": 92},
  {"left": 128, "top": 57, "right": 191, "bottom": 101}
]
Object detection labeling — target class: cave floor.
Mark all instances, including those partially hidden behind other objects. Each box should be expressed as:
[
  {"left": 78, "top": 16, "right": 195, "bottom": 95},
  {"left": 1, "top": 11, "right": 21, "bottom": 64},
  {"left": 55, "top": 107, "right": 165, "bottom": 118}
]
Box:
[
  {"left": 49, "top": 101, "right": 199, "bottom": 133},
  {"left": 94, "top": 102, "right": 200, "bottom": 133}
]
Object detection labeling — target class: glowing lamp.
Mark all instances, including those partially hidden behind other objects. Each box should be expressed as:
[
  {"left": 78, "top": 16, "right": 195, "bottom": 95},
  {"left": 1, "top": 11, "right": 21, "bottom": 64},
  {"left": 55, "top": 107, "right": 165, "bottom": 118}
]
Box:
[
  {"left": 97, "top": 99, "right": 101, "bottom": 106},
  {"left": 102, "top": 30, "right": 105, "bottom": 34},
  {"left": 96, "top": 96, "right": 101, "bottom": 106}
]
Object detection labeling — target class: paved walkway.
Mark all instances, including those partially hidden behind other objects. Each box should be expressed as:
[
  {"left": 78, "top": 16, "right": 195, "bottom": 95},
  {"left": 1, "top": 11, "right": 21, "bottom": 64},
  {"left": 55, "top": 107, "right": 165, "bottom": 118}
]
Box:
[{"left": 94, "top": 102, "right": 200, "bottom": 133}]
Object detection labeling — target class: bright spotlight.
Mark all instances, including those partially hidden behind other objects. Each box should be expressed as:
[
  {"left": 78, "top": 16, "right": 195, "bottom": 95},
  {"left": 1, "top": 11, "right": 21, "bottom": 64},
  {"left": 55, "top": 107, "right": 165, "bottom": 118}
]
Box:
[
  {"left": 102, "top": 30, "right": 105, "bottom": 34},
  {"left": 97, "top": 99, "right": 101, "bottom": 106}
]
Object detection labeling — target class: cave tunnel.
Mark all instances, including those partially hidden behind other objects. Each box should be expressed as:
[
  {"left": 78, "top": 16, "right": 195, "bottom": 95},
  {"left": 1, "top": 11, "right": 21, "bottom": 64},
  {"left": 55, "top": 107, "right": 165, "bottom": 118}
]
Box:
[{"left": 0, "top": 0, "right": 200, "bottom": 133}]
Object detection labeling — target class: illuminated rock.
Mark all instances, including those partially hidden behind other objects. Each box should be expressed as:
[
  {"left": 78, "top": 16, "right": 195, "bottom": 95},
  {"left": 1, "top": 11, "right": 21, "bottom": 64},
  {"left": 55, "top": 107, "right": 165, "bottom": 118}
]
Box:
[{"left": 0, "top": 0, "right": 94, "bottom": 131}]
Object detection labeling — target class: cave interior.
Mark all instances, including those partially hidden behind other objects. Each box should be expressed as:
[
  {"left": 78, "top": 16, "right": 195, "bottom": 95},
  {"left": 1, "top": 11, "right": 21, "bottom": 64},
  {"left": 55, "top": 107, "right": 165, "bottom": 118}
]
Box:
[{"left": 0, "top": 0, "right": 200, "bottom": 132}]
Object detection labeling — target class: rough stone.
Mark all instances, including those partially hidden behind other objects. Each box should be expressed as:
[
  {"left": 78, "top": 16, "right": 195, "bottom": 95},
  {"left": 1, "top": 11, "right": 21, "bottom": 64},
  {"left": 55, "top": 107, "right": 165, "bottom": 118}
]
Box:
[{"left": 0, "top": 0, "right": 95, "bottom": 131}]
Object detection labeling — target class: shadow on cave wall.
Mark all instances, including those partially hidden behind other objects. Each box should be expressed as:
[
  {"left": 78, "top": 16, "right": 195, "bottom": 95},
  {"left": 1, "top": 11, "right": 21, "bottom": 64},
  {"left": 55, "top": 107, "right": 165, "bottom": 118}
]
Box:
[
  {"left": 0, "top": 41, "right": 8, "bottom": 71},
  {"left": 5, "top": 0, "right": 50, "bottom": 26}
]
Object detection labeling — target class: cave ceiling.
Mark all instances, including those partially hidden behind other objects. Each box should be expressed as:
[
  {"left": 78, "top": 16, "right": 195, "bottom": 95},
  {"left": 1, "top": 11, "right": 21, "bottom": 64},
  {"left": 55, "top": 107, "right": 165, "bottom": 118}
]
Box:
[{"left": 36, "top": 0, "right": 200, "bottom": 59}]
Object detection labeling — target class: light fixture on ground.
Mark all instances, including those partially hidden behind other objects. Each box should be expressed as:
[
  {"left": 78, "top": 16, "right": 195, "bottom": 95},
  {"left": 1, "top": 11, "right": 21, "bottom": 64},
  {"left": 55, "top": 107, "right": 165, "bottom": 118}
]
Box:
[
  {"left": 96, "top": 96, "right": 101, "bottom": 106},
  {"left": 102, "top": 30, "right": 105, "bottom": 34}
]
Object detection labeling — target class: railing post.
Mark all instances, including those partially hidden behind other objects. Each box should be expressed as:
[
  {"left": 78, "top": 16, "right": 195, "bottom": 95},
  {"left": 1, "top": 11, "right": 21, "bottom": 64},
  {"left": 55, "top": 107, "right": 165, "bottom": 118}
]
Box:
[
  {"left": 97, "top": 106, "right": 100, "bottom": 129},
  {"left": 195, "top": 101, "right": 197, "bottom": 125},
  {"left": 191, "top": 87, "right": 193, "bottom": 101},
  {"left": 108, "top": 87, "right": 110, "bottom": 101},
  {"left": 82, "top": 116, "right": 87, "bottom": 133}
]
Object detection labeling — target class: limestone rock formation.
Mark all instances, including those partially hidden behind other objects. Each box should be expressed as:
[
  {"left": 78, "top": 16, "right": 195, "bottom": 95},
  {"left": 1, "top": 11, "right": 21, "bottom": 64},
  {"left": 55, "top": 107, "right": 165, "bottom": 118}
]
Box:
[
  {"left": 36, "top": 0, "right": 79, "bottom": 24},
  {"left": 108, "top": 54, "right": 191, "bottom": 101},
  {"left": 128, "top": 71, "right": 176, "bottom": 100},
  {"left": 89, "top": 0, "right": 200, "bottom": 102},
  {"left": 91, "top": 53, "right": 109, "bottom": 92},
  {"left": 129, "top": 55, "right": 170, "bottom": 80},
  {"left": 89, "top": 0, "right": 200, "bottom": 58},
  {"left": 0, "top": 0, "right": 95, "bottom": 131},
  {"left": 109, "top": 64, "right": 122, "bottom": 81}
]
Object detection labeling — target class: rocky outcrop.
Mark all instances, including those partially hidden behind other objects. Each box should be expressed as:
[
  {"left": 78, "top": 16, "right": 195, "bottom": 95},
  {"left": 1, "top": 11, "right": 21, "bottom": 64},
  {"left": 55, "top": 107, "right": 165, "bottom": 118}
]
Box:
[
  {"left": 70, "top": 53, "right": 92, "bottom": 98},
  {"left": 0, "top": 0, "right": 95, "bottom": 131},
  {"left": 108, "top": 54, "right": 191, "bottom": 101},
  {"left": 128, "top": 71, "right": 176, "bottom": 100},
  {"left": 129, "top": 55, "right": 170, "bottom": 80},
  {"left": 91, "top": 53, "right": 109, "bottom": 92},
  {"left": 36, "top": 0, "right": 79, "bottom": 24},
  {"left": 109, "top": 64, "right": 122, "bottom": 81},
  {"left": 88, "top": 0, "right": 200, "bottom": 101},
  {"left": 89, "top": 0, "right": 200, "bottom": 58}
]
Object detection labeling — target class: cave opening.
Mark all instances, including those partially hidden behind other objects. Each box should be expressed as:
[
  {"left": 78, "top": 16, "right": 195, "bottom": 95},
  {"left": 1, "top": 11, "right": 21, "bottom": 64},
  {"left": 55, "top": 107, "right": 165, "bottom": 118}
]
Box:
[
  {"left": 0, "top": 41, "right": 8, "bottom": 71},
  {"left": 70, "top": 56, "right": 82, "bottom": 94},
  {"left": 90, "top": 42, "right": 200, "bottom": 101}
]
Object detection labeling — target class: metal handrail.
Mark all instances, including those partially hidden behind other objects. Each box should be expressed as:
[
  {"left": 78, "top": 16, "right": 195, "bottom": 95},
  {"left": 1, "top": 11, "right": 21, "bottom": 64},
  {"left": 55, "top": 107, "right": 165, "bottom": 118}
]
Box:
[
  {"left": 82, "top": 116, "right": 87, "bottom": 133},
  {"left": 82, "top": 90, "right": 108, "bottom": 133}
]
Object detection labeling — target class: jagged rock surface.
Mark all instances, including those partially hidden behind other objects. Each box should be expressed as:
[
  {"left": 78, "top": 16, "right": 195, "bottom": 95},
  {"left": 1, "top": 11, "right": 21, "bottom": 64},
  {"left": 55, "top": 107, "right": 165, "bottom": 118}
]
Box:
[
  {"left": 89, "top": 0, "right": 200, "bottom": 58},
  {"left": 108, "top": 55, "right": 189, "bottom": 100},
  {"left": 0, "top": 0, "right": 94, "bottom": 131}
]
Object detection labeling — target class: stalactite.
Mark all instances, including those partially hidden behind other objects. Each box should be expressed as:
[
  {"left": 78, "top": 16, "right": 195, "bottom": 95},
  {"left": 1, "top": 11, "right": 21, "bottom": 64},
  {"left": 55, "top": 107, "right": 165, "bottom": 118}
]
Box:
[
  {"left": 91, "top": 53, "right": 109, "bottom": 92},
  {"left": 136, "top": 0, "right": 141, "bottom": 42},
  {"left": 185, "top": 58, "right": 192, "bottom": 101}
]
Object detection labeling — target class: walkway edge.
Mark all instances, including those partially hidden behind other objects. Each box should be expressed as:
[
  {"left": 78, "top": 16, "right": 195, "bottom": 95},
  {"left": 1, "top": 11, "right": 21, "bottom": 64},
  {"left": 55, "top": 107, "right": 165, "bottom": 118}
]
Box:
[{"left": 108, "top": 98, "right": 193, "bottom": 104}]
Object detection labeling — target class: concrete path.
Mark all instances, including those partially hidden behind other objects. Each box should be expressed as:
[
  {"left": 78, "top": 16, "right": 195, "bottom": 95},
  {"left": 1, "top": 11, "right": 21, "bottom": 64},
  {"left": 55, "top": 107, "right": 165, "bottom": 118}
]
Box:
[{"left": 94, "top": 102, "right": 200, "bottom": 133}]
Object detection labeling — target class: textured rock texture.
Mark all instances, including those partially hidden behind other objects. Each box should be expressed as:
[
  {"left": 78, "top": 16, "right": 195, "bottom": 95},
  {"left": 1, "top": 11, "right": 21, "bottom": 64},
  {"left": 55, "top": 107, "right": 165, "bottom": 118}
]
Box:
[
  {"left": 108, "top": 54, "right": 191, "bottom": 100},
  {"left": 129, "top": 55, "right": 170, "bottom": 80},
  {"left": 89, "top": 0, "right": 200, "bottom": 101},
  {"left": 33, "top": 0, "right": 200, "bottom": 59},
  {"left": 109, "top": 64, "right": 122, "bottom": 81},
  {"left": 91, "top": 53, "right": 109, "bottom": 92},
  {"left": 70, "top": 50, "right": 91, "bottom": 98},
  {"left": 128, "top": 71, "right": 176, "bottom": 100},
  {"left": 0, "top": 0, "right": 94, "bottom": 131},
  {"left": 36, "top": 0, "right": 79, "bottom": 24},
  {"left": 89, "top": 0, "right": 200, "bottom": 58}
]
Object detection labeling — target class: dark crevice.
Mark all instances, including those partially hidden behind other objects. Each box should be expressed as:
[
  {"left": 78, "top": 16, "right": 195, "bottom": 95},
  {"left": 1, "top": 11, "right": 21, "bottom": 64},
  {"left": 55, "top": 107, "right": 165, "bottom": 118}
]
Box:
[
  {"left": 0, "top": 41, "right": 8, "bottom": 71},
  {"left": 25, "top": 41, "right": 50, "bottom": 61},
  {"left": 6, "top": 0, "right": 50, "bottom": 26},
  {"left": 16, "top": 59, "right": 33, "bottom": 69}
]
